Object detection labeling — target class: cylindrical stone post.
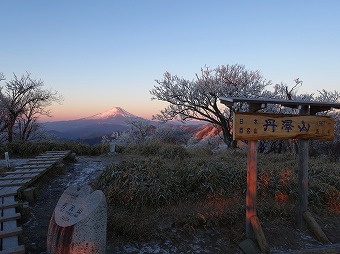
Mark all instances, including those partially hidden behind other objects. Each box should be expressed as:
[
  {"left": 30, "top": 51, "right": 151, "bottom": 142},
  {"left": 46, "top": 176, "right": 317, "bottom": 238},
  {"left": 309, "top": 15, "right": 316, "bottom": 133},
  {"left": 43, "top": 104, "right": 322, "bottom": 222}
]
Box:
[
  {"left": 109, "top": 142, "right": 116, "bottom": 154},
  {"left": 47, "top": 185, "right": 107, "bottom": 254},
  {"left": 5, "top": 152, "right": 10, "bottom": 168}
]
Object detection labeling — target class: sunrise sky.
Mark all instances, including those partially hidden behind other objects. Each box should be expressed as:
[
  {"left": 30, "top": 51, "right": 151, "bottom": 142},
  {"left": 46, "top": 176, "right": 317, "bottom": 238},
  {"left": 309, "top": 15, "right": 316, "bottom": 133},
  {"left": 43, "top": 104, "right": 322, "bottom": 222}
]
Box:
[{"left": 1, "top": 1, "right": 340, "bottom": 121}]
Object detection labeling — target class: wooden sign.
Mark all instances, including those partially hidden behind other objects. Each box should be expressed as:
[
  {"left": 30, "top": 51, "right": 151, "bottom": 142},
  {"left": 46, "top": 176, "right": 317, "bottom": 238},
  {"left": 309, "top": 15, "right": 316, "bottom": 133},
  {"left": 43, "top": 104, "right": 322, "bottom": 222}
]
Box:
[
  {"left": 233, "top": 112, "right": 334, "bottom": 141},
  {"left": 54, "top": 185, "right": 105, "bottom": 227}
]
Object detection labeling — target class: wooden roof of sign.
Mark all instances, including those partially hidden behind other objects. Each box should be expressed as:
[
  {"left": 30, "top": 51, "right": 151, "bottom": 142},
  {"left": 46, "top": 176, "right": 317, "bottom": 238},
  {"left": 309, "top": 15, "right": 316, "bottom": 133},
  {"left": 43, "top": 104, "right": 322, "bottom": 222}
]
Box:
[{"left": 220, "top": 97, "right": 340, "bottom": 114}]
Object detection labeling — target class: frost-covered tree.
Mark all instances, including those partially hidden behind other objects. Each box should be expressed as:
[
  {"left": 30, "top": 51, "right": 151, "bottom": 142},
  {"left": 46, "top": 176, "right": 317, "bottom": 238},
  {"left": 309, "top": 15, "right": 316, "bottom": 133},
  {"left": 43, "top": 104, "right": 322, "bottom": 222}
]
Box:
[
  {"left": 0, "top": 73, "right": 6, "bottom": 140},
  {"left": 0, "top": 72, "right": 62, "bottom": 143},
  {"left": 116, "top": 119, "right": 154, "bottom": 145},
  {"left": 148, "top": 124, "right": 191, "bottom": 144},
  {"left": 259, "top": 79, "right": 340, "bottom": 153},
  {"left": 151, "top": 64, "right": 272, "bottom": 146}
]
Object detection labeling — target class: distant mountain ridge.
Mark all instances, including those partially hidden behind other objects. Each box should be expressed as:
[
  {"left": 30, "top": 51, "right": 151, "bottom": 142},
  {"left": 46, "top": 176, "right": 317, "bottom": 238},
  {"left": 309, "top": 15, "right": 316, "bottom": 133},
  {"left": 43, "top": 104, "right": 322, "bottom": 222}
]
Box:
[
  {"left": 42, "top": 106, "right": 212, "bottom": 145},
  {"left": 43, "top": 107, "right": 141, "bottom": 140}
]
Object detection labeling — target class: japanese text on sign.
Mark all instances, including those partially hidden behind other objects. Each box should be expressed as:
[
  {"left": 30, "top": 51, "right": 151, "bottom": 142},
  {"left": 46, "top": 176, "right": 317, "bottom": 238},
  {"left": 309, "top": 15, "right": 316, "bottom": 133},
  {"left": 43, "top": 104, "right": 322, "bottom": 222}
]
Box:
[{"left": 233, "top": 112, "right": 334, "bottom": 141}]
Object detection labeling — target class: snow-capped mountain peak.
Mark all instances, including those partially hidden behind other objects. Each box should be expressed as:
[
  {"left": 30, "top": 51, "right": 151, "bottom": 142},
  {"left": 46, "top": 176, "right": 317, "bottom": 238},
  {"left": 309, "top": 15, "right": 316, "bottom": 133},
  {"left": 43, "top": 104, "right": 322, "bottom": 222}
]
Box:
[{"left": 84, "top": 107, "right": 136, "bottom": 120}]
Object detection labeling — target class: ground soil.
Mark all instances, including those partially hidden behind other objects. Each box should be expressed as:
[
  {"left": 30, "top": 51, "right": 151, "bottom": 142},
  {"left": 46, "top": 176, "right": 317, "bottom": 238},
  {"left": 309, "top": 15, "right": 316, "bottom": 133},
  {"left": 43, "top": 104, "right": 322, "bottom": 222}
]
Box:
[{"left": 2, "top": 155, "right": 339, "bottom": 254}]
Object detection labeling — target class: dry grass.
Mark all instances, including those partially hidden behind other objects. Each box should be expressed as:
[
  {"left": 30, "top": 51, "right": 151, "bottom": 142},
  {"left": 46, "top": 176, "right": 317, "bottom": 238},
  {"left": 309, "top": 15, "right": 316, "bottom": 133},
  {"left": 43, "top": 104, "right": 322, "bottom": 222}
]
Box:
[
  {"left": 95, "top": 144, "right": 340, "bottom": 241},
  {"left": 0, "top": 141, "right": 108, "bottom": 157}
]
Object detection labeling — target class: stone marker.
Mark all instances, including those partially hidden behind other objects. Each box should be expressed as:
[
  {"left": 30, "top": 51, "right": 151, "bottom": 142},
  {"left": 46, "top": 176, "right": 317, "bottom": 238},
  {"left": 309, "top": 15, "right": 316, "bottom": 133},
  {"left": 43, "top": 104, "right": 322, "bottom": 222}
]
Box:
[
  {"left": 238, "top": 238, "right": 260, "bottom": 254},
  {"left": 68, "top": 152, "right": 77, "bottom": 162},
  {"left": 5, "top": 152, "right": 10, "bottom": 168},
  {"left": 109, "top": 142, "right": 116, "bottom": 154},
  {"left": 47, "top": 185, "right": 107, "bottom": 254}
]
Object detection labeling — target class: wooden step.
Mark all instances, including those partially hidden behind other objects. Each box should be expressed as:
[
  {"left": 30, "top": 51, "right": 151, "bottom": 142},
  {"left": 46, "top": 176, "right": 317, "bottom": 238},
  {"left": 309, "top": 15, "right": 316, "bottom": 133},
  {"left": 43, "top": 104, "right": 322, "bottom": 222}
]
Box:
[
  {"left": 0, "top": 197, "right": 19, "bottom": 210},
  {"left": 0, "top": 213, "right": 23, "bottom": 253},
  {"left": 45, "top": 150, "right": 71, "bottom": 154},
  {"left": 0, "top": 244, "right": 25, "bottom": 254},
  {"left": 27, "top": 161, "right": 56, "bottom": 164},
  {"left": 37, "top": 153, "right": 67, "bottom": 158},
  {"left": 4, "top": 169, "right": 45, "bottom": 174},
  {"left": 21, "top": 160, "right": 53, "bottom": 164},
  {"left": 0, "top": 173, "right": 39, "bottom": 180},
  {"left": 28, "top": 158, "right": 57, "bottom": 162},
  {"left": 43, "top": 154, "right": 66, "bottom": 157},
  {"left": 34, "top": 156, "right": 64, "bottom": 161},
  {"left": 0, "top": 209, "right": 22, "bottom": 239},
  {"left": 14, "top": 166, "right": 51, "bottom": 171},
  {"left": 0, "top": 203, "right": 19, "bottom": 210},
  {"left": 0, "top": 179, "right": 31, "bottom": 187},
  {"left": 0, "top": 212, "right": 21, "bottom": 223},
  {"left": 0, "top": 187, "right": 20, "bottom": 198},
  {"left": 18, "top": 162, "right": 53, "bottom": 167},
  {"left": 0, "top": 226, "right": 22, "bottom": 238}
]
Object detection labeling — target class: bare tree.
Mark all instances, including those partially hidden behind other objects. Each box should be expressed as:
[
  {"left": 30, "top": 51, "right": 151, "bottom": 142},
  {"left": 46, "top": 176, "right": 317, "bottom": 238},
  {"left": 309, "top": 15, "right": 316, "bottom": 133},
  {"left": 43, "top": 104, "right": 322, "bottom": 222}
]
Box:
[
  {"left": 127, "top": 118, "right": 154, "bottom": 144},
  {"left": 150, "top": 64, "right": 272, "bottom": 145},
  {"left": 260, "top": 79, "right": 340, "bottom": 153},
  {"left": 116, "top": 118, "right": 154, "bottom": 145},
  {"left": 0, "top": 73, "right": 6, "bottom": 134},
  {"left": 0, "top": 72, "right": 62, "bottom": 143},
  {"left": 17, "top": 104, "right": 42, "bottom": 141}
]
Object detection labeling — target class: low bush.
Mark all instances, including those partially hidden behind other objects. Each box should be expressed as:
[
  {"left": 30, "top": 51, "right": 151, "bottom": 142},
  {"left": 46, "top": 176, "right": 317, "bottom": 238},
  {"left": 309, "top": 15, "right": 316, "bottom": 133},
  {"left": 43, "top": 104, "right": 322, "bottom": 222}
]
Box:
[
  {"left": 95, "top": 149, "right": 249, "bottom": 209},
  {"left": 310, "top": 140, "right": 340, "bottom": 162},
  {"left": 122, "top": 141, "right": 189, "bottom": 160},
  {"left": 0, "top": 141, "right": 109, "bottom": 157},
  {"left": 95, "top": 146, "right": 340, "bottom": 240}
]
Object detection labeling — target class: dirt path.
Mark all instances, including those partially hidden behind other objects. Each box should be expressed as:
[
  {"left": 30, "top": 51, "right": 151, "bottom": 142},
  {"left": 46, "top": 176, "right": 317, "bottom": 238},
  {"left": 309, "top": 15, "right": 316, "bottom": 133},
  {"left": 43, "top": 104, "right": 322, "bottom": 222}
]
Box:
[{"left": 21, "top": 156, "right": 119, "bottom": 253}]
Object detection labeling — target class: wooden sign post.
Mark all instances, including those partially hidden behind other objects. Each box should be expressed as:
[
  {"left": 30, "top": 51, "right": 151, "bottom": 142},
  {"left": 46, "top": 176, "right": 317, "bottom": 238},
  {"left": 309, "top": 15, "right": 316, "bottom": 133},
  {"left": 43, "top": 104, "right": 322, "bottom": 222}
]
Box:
[
  {"left": 233, "top": 110, "right": 334, "bottom": 231},
  {"left": 233, "top": 112, "right": 334, "bottom": 141},
  {"left": 245, "top": 104, "right": 260, "bottom": 242},
  {"left": 219, "top": 97, "right": 340, "bottom": 254},
  {"left": 297, "top": 105, "right": 310, "bottom": 230}
]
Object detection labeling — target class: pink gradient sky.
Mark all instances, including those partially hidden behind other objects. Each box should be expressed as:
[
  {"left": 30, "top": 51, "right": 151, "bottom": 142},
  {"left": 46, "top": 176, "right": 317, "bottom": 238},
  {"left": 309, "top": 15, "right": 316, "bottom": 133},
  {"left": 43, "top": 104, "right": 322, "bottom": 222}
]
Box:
[
  {"left": 40, "top": 100, "right": 169, "bottom": 122},
  {"left": 1, "top": 1, "right": 339, "bottom": 122}
]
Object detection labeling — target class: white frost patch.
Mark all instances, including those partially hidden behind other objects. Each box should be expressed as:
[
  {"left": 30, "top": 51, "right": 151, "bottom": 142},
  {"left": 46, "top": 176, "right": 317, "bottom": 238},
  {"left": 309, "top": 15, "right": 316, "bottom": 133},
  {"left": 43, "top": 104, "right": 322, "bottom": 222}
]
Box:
[
  {"left": 0, "top": 158, "right": 28, "bottom": 167},
  {"left": 118, "top": 241, "right": 172, "bottom": 254},
  {"left": 67, "top": 160, "right": 107, "bottom": 187}
]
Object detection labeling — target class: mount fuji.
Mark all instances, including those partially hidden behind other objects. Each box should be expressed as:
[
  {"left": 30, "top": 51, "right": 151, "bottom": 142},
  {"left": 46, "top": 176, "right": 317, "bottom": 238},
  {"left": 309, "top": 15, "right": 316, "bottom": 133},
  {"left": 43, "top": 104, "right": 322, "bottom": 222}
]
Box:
[
  {"left": 42, "top": 107, "right": 143, "bottom": 141},
  {"left": 82, "top": 107, "right": 136, "bottom": 121}
]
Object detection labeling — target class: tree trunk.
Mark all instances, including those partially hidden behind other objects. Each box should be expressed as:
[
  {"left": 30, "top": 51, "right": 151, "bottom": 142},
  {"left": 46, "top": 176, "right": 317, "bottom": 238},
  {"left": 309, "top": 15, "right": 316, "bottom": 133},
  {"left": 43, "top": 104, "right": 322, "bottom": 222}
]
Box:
[
  {"left": 7, "top": 122, "right": 14, "bottom": 143},
  {"left": 220, "top": 123, "right": 233, "bottom": 147}
]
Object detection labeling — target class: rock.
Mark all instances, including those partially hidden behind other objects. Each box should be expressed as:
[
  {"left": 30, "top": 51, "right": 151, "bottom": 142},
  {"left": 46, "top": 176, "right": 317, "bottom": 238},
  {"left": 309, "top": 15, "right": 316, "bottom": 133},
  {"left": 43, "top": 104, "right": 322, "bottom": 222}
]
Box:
[{"left": 46, "top": 185, "right": 107, "bottom": 254}]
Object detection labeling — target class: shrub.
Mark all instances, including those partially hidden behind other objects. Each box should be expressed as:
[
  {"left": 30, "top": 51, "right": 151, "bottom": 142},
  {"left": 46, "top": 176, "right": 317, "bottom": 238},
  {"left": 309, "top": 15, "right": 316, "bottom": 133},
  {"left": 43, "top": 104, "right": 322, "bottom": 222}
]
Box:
[
  {"left": 0, "top": 141, "right": 109, "bottom": 157},
  {"left": 94, "top": 144, "right": 340, "bottom": 240},
  {"left": 148, "top": 125, "right": 192, "bottom": 144},
  {"left": 95, "top": 148, "right": 249, "bottom": 210},
  {"left": 310, "top": 140, "right": 340, "bottom": 162},
  {"left": 123, "top": 141, "right": 190, "bottom": 160},
  {"left": 95, "top": 158, "right": 185, "bottom": 208}
]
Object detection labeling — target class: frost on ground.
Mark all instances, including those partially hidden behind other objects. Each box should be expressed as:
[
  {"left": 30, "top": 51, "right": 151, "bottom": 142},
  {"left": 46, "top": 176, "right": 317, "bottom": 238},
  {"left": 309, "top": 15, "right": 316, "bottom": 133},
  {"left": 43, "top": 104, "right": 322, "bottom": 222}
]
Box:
[
  {"left": 0, "top": 157, "right": 28, "bottom": 168},
  {"left": 3, "top": 155, "right": 338, "bottom": 254},
  {"left": 20, "top": 156, "right": 119, "bottom": 254},
  {"left": 19, "top": 155, "right": 245, "bottom": 253}
]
